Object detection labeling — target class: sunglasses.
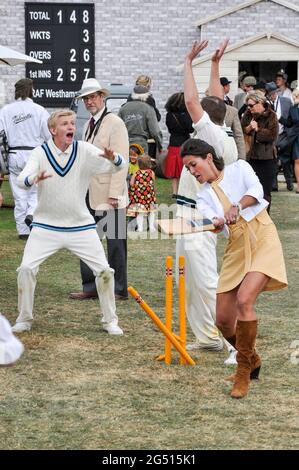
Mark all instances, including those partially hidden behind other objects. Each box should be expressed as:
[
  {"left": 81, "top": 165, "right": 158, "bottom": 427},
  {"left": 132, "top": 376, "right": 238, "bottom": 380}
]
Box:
[{"left": 247, "top": 103, "right": 257, "bottom": 109}]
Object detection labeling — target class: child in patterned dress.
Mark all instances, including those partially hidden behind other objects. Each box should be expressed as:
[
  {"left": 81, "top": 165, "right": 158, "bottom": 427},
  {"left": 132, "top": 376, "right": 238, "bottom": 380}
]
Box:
[{"left": 128, "top": 154, "right": 156, "bottom": 232}]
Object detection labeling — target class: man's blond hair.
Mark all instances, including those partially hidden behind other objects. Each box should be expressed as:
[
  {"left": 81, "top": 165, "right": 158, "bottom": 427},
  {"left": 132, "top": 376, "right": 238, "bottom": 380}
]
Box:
[{"left": 48, "top": 109, "right": 76, "bottom": 131}]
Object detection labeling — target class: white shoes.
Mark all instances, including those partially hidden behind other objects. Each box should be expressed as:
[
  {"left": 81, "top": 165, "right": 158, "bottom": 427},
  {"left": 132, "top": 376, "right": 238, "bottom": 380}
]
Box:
[
  {"left": 224, "top": 349, "right": 237, "bottom": 365},
  {"left": 102, "top": 322, "right": 123, "bottom": 335},
  {"left": 11, "top": 321, "right": 32, "bottom": 333},
  {"left": 186, "top": 341, "right": 223, "bottom": 352},
  {"left": 186, "top": 342, "right": 201, "bottom": 351},
  {"left": 0, "top": 315, "right": 24, "bottom": 365}
]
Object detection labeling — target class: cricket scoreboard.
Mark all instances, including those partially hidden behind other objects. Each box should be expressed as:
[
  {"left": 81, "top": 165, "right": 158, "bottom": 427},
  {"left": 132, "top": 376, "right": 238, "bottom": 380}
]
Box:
[{"left": 25, "top": 3, "right": 95, "bottom": 107}]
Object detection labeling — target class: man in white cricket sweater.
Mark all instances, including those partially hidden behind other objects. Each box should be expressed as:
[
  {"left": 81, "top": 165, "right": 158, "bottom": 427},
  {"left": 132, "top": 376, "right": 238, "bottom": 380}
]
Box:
[
  {"left": 176, "top": 39, "right": 238, "bottom": 364},
  {"left": 12, "top": 109, "right": 125, "bottom": 335}
]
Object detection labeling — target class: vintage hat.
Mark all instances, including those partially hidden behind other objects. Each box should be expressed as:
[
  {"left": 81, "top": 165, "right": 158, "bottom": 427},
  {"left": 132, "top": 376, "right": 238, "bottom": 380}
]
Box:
[
  {"left": 77, "top": 78, "right": 110, "bottom": 99},
  {"left": 220, "top": 77, "right": 231, "bottom": 86},
  {"left": 254, "top": 80, "right": 266, "bottom": 91},
  {"left": 276, "top": 71, "right": 288, "bottom": 81},
  {"left": 243, "top": 76, "right": 257, "bottom": 86},
  {"left": 265, "top": 81, "right": 279, "bottom": 93}
]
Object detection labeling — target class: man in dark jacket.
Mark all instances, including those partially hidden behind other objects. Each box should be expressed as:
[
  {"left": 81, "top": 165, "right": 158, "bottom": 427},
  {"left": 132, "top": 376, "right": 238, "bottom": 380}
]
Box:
[
  {"left": 266, "top": 82, "right": 293, "bottom": 191},
  {"left": 119, "top": 85, "right": 162, "bottom": 153}
]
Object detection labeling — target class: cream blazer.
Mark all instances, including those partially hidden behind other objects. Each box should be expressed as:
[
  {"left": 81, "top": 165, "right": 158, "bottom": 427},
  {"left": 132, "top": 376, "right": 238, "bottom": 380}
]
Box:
[{"left": 84, "top": 112, "right": 129, "bottom": 210}]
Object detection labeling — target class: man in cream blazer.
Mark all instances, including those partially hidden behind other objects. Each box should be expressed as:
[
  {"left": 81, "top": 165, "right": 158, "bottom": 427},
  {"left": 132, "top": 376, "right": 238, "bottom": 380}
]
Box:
[{"left": 70, "top": 78, "right": 129, "bottom": 301}]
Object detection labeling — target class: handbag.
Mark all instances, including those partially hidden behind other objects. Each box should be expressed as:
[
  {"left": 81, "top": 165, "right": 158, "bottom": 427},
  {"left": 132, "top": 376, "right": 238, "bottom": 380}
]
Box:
[{"left": 0, "top": 130, "right": 9, "bottom": 175}]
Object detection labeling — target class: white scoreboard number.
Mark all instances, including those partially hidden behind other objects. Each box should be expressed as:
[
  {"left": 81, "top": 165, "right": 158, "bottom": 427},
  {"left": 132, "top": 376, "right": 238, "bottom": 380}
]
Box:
[{"left": 25, "top": 3, "right": 95, "bottom": 107}]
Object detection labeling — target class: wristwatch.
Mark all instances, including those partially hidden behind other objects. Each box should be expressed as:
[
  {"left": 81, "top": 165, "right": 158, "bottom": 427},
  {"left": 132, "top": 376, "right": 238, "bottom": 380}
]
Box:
[{"left": 232, "top": 202, "right": 242, "bottom": 213}]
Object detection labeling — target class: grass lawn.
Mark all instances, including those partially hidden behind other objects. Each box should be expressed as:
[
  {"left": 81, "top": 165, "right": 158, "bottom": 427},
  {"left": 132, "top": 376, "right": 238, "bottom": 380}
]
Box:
[{"left": 0, "top": 177, "right": 298, "bottom": 450}]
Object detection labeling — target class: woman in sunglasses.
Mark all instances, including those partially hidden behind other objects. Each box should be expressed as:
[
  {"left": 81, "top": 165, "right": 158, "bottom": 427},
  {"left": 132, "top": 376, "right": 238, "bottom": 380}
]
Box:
[{"left": 241, "top": 90, "right": 278, "bottom": 212}]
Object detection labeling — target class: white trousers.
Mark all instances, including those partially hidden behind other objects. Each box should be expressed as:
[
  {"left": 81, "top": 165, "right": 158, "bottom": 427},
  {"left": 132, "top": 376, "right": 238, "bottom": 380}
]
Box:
[
  {"left": 16, "top": 227, "right": 118, "bottom": 327},
  {"left": 9, "top": 172, "right": 37, "bottom": 235},
  {"left": 176, "top": 231, "right": 224, "bottom": 350}
]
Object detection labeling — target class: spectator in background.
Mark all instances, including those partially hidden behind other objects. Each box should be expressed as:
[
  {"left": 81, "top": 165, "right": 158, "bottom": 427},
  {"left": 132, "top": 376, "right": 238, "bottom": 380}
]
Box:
[
  {"left": 290, "top": 80, "right": 298, "bottom": 91},
  {"left": 69, "top": 78, "right": 129, "bottom": 302},
  {"left": 204, "top": 87, "right": 246, "bottom": 160},
  {"left": 134, "top": 75, "right": 161, "bottom": 122},
  {"left": 280, "top": 87, "right": 299, "bottom": 194},
  {"left": 265, "top": 81, "right": 293, "bottom": 192},
  {"left": 127, "top": 75, "right": 161, "bottom": 159},
  {"left": 234, "top": 76, "right": 257, "bottom": 115},
  {"left": 223, "top": 104, "right": 246, "bottom": 160},
  {"left": 275, "top": 71, "right": 294, "bottom": 103},
  {"left": 128, "top": 143, "right": 143, "bottom": 180},
  {"left": 119, "top": 85, "right": 162, "bottom": 155},
  {"left": 0, "top": 78, "right": 51, "bottom": 239},
  {"left": 164, "top": 92, "right": 193, "bottom": 197},
  {"left": 220, "top": 77, "right": 233, "bottom": 106},
  {"left": 241, "top": 90, "right": 278, "bottom": 212},
  {"left": 128, "top": 154, "right": 156, "bottom": 232}
]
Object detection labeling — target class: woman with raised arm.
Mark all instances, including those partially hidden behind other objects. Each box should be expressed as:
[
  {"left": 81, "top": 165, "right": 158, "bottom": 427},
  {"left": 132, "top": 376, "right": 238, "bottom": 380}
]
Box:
[{"left": 180, "top": 138, "right": 287, "bottom": 399}]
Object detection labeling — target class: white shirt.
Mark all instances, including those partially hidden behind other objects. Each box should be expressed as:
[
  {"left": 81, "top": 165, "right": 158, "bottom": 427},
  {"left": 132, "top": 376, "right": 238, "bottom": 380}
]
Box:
[
  {"left": 83, "top": 107, "right": 106, "bottom": 140},
  {"left": 176, "top": 112, "right": 238, "bottom": 219},
  {"left": 273, "top": 97, "right": 283, "bottom": 135},
  {"left": 196, "top": 160, "right": 269, "bottom": 230},
  {"left": 0, "top": 98, "right": 51, "bottom": 174},
  {"left": 17, "top": 139, "right": 125, "bottom": 231},
  {"left": 193, "top": 111, "right": 238, "bottom": 164}
]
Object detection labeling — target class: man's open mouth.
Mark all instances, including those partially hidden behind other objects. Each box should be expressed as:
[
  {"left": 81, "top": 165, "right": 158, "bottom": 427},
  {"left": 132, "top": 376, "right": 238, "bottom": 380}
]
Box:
[{"left": 66, "top": 132, "right": 74, "bottom": 138}]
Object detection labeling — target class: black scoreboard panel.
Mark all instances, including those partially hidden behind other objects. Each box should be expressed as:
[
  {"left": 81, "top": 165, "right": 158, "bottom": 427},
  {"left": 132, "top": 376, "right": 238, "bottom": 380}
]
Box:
[{"left": 25, "top": 3, "right": 95, "bottom": 107}]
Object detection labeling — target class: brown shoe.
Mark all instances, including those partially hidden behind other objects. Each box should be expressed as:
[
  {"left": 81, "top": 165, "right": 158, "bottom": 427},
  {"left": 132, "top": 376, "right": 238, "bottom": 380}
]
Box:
[
  {"left": 115, "top": 294, "right": 128, "bottom": 301},
  {"left": 69, "top": 291, "right": 98, "bottom": 300},
  {"left": 230, "top": 320, "right": 258, "bottom": 399}
]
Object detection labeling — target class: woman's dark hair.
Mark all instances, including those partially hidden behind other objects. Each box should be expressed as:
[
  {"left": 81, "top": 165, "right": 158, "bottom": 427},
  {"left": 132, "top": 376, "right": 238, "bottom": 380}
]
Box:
[
  {"left": 165, "top": 92, "right": 187, "bottom": 113},
  {"left": 180, "top": 138, "right": 225, "bottom": 171}
]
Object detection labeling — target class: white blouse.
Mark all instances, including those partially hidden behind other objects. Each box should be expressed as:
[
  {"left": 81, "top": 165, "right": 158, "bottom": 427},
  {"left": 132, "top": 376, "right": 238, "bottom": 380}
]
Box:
[{"left": 196, "top": 160, "right": 269, "bottom": 226}]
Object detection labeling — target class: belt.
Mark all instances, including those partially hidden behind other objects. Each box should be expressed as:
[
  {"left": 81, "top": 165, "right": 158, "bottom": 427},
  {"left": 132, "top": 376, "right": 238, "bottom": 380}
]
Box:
[{"left": 9, "top": 146, "right": 35, "bottom": 151}]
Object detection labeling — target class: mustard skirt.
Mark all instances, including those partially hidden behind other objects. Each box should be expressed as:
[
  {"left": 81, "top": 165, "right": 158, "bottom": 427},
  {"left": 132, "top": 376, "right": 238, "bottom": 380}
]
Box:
[{"left": 217, "top": 209, "right": 288, "bottom": 293}]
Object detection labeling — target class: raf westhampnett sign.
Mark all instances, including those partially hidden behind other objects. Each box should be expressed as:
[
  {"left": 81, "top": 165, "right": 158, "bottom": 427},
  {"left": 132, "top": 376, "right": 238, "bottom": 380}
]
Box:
[{"left": 25, "top": 3, "right": 95, "bottom": 107}]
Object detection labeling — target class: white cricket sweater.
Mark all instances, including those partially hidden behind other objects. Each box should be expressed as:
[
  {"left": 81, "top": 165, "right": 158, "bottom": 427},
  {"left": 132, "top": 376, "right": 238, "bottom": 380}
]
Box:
[{"left": 17, "top": 139, "right": 125, "bottom": 231}]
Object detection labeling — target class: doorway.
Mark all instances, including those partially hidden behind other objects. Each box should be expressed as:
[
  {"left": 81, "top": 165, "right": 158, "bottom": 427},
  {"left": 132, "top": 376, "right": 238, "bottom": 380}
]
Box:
[{"left": 239, "top": 61, "right": 297, "bottom": 85}]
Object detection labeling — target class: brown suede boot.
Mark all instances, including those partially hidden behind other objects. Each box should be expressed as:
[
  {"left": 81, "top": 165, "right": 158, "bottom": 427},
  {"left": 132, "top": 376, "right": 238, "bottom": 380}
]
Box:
[
  {"left": 226, "top": 350, "right": 261, "bottom": 382},
  {"left": 230, "top": 320, "right": 257, "bottom": 399}
]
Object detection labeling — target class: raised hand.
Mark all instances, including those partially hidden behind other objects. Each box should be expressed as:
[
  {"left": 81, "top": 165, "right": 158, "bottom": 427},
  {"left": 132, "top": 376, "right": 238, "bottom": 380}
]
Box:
[
  {"left": 211, "top": 38, "right": 229, "bottom": 63},
  {"left": 185, "top": 40, "right": 209, "bottom": 63},
  {"left": 33, "top": 171, "right": 53, "bottom": 184}
]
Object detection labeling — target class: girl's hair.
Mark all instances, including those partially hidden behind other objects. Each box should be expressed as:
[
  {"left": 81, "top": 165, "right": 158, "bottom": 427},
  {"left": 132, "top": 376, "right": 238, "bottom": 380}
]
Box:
[
  {"left": 292, "top": 88, "right": 299, "bottom": 99},
  {"left": 48, "top": 109, "right": 76, "bottom": 130},
  {"left": 180, "top": 138, "right": 224, "bottom": 171},
  {"left": 165, "top": 92, "right": 187, "bottom": 112},
  {"left": 137, "top": 154, "right": 152, "bottom": 170},
  {"left": 245, "top": 90, "right": 267, "bottom": 105}
]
